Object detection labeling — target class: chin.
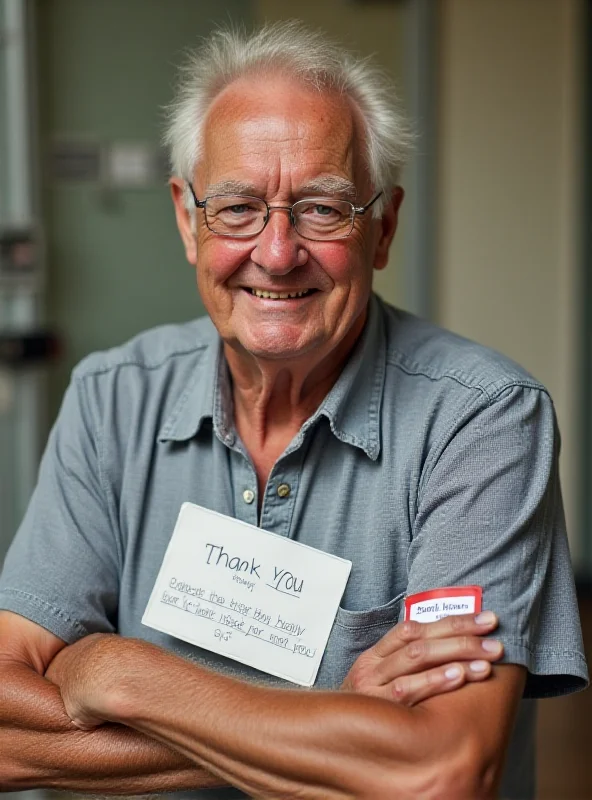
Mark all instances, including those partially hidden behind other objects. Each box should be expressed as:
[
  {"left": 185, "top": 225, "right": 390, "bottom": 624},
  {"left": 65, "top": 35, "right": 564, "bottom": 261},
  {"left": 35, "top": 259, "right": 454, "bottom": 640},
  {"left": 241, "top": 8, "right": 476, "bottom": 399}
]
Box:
[
  {"left": 237, "top": 333, "right": 321, "bottom": 362},
  {"left": 241, "top": 344, "right": 312, "bottom": 362},
  {"left": 230, "top": 319, "right": 320, "bottom": 359}
]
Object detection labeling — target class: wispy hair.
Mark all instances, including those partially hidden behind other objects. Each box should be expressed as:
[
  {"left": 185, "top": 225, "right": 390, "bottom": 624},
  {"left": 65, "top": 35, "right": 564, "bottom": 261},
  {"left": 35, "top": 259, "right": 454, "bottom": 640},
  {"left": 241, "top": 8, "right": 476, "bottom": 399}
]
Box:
[{"left": 164, "top": 21, "right": 414, "bottom": 215}]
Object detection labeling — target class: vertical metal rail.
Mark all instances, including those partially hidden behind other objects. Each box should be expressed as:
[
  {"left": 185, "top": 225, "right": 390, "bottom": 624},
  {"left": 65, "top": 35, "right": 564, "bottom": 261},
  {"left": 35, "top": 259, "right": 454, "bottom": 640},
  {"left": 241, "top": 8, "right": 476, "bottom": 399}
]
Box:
[
  {"left": 5, "top": 0, "right": 30, "bottom": 226},
  {"left": 0, "top": 5, "right": 46, "bottom": 795},
  {"left": 0, "top": 0, "right": 44, "bottom": 540},
  {"left": 582, "top": 0, "right": 592, "bottom": 578},
  {"left": 403, "top": 0, "right": 438, "bottom": 321}
]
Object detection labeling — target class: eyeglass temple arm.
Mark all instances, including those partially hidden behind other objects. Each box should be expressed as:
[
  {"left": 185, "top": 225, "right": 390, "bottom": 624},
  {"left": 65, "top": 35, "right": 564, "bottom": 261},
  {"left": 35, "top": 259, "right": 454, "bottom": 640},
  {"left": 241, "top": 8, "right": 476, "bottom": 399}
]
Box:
[
  {"left": 187, "top": 182, "right": 205, "bottom": 209},
  {"left": 353, "top": 191, "right": 383, "bottom": 215}
]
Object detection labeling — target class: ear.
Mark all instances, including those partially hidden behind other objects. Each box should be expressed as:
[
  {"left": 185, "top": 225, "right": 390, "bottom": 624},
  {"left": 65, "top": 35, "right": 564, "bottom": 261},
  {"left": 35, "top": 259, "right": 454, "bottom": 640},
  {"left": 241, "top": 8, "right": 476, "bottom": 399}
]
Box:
[
  {"left": 170, "top": 177, "right": 198, "bottom": 265},
  {"left": 373, "top": 187, "right": 404, "bottom": 271}
]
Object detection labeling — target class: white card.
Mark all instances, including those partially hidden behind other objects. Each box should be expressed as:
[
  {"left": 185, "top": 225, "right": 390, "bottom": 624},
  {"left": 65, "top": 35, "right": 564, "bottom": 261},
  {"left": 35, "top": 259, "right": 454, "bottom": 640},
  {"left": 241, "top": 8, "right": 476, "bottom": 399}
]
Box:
[{"left": 142, "top": 502, "right": 352, "bottom": 687}]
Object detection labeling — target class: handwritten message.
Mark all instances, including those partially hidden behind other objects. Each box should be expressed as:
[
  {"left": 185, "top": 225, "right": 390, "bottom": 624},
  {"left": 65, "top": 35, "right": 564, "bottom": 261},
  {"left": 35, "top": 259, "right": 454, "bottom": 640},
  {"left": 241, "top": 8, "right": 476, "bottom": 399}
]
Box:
[
  {"left": 142, "top": 503, "right": 352, "bottom": 686},
  {"left": 160, "top": 578, "right": 313, "bottom": 657}
]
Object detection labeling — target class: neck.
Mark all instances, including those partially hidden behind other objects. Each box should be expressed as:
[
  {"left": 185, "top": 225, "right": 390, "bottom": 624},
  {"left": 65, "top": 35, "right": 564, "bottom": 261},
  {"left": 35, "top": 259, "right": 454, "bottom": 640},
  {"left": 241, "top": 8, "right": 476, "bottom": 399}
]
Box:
[{"left": 225, "top": 307, "right": 367, "bottom": 448}]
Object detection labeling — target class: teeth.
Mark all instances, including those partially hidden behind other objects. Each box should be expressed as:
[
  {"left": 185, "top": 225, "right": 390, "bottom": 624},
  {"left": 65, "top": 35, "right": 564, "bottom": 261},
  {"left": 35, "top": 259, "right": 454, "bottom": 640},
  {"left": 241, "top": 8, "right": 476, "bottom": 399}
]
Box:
[{"left": 251, "top": 288, "right": 311, "bottom": 299}]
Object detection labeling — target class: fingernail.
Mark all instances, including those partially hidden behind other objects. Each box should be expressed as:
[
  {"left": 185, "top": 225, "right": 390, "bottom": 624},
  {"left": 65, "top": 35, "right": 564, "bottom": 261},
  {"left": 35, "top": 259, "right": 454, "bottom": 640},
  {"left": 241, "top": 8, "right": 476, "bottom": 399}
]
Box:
[
  {"left": 445, "top": 666, "right": 462, "bottom": 680},
  {"left": 482, "top": 639, "right": 503, "bottom": 654},
  {"left": 470, "top": 660, "right": 489, "bottom": 672},
  {"left": 475, "top": 611, "right": 496, "bottom": 625}
]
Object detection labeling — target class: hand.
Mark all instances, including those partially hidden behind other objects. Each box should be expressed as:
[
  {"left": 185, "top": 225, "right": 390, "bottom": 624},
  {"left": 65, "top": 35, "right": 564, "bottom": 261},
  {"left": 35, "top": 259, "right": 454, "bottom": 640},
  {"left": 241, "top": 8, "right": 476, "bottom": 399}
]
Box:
[
  {"left": 45, "top": 633, "right": 122, "bottom": 731},
  {"left": 341, "top": 611, "right": 503, "bottom": 706}
]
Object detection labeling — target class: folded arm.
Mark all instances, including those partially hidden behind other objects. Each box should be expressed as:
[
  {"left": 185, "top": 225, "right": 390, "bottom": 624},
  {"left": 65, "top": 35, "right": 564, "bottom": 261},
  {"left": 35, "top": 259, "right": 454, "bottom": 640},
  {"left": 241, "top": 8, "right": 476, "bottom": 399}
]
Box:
[
  {"left": 0, "top": 611, "right": 224, "bottom": 793},
  {"left": 0, "top": 606, "right": 503, "bottom": 794},
  {"left": 51, "top": 632, "right": 525, "bottom": 800}
]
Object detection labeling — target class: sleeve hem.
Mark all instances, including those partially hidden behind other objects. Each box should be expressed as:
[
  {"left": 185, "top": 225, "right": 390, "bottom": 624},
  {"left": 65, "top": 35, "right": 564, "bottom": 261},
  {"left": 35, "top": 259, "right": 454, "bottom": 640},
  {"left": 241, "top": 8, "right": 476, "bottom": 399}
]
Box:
[
  {"left": 0, "top": 588, "right": 89, "bottom": 644},
  {"left": 501, "top": 640, "right": 589, "bottom": 698}
]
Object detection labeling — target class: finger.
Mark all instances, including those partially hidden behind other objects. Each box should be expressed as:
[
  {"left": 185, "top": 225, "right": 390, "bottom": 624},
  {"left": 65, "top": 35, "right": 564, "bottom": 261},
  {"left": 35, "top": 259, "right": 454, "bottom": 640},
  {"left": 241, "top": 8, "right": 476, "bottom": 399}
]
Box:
[
  {"left": 373, "top": 611, "right": 498, "bottom": 659},
  {"left": 374, "top": 635, "right": 504, "bottom": 685},
  {"left": 388, "top": 659, "right": 493, "bottom": 708}
]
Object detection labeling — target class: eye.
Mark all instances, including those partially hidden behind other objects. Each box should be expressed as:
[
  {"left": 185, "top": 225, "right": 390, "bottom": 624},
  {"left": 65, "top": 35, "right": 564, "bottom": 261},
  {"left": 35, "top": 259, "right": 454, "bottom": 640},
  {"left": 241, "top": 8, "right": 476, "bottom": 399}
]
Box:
[
  {"left": 213, "top": 199, "right": 262, "bottom": 221},
  {"left": 209, "top": 197, "right": 262, "bottom": 216},
  {"left": 298, "top": 201, "right": 340, "bottom": 218},
  {"left": 313, "top": 204, "right": 335, "bottom": 216},
  {"left": 216, "top": 202, "right": 254, "bottom": 214}
]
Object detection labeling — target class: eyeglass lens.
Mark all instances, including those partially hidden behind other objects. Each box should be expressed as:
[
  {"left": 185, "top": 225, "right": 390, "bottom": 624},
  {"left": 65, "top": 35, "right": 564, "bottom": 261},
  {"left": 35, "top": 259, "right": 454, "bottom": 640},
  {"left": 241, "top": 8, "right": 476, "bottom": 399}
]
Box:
[{"left": 204, "top": 195, "right": 354, "bottom": 240}]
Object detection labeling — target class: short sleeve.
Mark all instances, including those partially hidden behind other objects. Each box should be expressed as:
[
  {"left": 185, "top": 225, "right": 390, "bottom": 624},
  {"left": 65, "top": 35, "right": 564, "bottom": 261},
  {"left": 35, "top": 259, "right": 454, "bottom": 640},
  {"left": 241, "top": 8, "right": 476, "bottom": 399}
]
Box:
[
  {"left": 405, "top": 384, "right": 588, "bottom": 698},
  {"left": 0, "top": 372, "right": 120, "bottom": 643}
]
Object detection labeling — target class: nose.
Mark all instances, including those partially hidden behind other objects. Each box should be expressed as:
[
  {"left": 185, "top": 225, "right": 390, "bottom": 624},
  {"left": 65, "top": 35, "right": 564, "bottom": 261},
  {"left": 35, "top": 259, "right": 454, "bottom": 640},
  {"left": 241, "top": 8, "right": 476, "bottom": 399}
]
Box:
[{"left": 250, "top": 207, "right": 308, "bottom": 274}]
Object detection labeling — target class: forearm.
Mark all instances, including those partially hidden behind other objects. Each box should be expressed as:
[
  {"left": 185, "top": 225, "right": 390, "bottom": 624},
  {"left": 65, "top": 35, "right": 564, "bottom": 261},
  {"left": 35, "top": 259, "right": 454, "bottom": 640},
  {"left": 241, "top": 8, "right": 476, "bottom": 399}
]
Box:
[
  {"left": 0, "top": 661, "right": 223, "bottom": 793},
  {"left": 122, "top": 674, "right": 423, "bottom": 799},
  {"left": 91, "top": 641, "right": 489, "bottom": 800}
]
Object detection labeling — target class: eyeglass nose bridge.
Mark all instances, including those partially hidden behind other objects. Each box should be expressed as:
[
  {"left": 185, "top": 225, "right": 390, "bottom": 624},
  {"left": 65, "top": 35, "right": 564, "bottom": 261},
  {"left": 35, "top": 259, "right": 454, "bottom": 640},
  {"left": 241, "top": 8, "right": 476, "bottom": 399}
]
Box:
[{"left": 261, "top": 204, "right": 298, "bottom": 234}]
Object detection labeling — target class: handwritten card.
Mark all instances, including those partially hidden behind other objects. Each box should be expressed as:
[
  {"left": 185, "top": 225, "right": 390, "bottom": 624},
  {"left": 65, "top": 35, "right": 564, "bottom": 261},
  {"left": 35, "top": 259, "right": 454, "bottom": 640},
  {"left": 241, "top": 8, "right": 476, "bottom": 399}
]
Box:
[{"left": 142, "top": 502, "right": 352, "bottom": 687}]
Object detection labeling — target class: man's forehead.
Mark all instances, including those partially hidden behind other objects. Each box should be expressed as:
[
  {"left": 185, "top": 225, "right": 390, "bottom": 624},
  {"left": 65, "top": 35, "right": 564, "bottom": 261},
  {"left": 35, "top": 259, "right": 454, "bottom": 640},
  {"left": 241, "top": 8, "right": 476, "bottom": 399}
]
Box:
[
  {"left": 206, "top": 75, "right": 356, "bottom": 130},
  {"left": 197, "top": 76, "right": 367, "bottom": 192}
]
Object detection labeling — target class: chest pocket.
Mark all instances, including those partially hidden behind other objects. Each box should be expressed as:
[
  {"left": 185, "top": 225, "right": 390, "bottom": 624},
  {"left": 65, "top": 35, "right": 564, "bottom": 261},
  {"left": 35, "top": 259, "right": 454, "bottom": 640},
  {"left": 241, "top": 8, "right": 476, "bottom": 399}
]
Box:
[{"left": 314, "top": 592, "right": 405, "bottom": 688}]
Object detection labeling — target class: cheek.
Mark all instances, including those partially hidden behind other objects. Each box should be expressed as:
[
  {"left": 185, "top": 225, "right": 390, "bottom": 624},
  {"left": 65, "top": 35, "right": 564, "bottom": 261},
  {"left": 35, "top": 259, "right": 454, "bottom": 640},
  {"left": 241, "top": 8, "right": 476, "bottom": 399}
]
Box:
[
  {"left": 198, "top": 238, "right": 251, "bottom": 285},
  {"left": 315, "top": 241, "right": 368, "bottom": 287}
]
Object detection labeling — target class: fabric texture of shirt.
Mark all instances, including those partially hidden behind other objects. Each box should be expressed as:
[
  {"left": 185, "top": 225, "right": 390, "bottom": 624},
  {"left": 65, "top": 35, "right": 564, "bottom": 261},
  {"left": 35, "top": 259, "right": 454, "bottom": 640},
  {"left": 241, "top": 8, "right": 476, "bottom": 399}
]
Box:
[{"left": 0, "top": 293, "right": 587, "bottom": 800}]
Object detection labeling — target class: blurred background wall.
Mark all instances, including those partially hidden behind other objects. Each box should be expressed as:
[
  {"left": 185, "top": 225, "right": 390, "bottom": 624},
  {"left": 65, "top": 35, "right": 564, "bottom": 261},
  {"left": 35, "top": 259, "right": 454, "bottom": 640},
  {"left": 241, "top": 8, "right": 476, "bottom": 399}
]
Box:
[
  {"left": 437, "top": 0, "right": 585, "bottom": 567},
  {"left": 0, "top": 0, "right": 590, "bottom": 797}
]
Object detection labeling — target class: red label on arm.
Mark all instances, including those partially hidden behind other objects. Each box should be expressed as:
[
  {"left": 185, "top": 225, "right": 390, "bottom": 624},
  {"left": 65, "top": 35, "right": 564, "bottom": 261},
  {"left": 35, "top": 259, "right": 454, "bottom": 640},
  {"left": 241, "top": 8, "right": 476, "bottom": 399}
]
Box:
[{"left": 404, "top": 586, "right": 482, "bottom": 623}]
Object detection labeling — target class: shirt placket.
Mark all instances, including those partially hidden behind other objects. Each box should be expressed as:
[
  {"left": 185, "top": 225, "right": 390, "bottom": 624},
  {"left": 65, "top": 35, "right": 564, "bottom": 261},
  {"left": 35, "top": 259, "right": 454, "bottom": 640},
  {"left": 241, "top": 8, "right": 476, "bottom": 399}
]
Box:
[
  {"left": 259, "top": 461, "right": 299, "bottom": 538},
  {"left": 225, "top": 432, "right": 301, "bottom": 537},
  {"left": 227, "top": 444, "right": 259, "bottom": 527}
]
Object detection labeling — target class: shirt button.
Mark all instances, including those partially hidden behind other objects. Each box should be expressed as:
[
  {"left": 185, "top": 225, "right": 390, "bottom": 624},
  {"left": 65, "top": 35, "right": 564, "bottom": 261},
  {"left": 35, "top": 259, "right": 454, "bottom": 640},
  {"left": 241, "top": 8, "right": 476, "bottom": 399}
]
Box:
[
  {"left": 242, "top": 489, "right": 255, "bottom": 505},
  {"left": 277, "top": 483, "right": 291, "bottom": 499}
]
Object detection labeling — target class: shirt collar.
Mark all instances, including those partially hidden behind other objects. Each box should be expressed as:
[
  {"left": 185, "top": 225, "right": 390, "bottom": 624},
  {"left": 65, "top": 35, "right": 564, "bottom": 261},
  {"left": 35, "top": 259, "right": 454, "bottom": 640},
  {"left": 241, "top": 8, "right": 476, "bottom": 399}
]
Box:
[
  {"left": 157, "top": 332, "right": 221, "bottom": 443},
  {"left": 301, "top": 293, "right": 386, "bottom": 460},
  {"left": 158, "top": 293, "right": 386, "bottom": 459}
]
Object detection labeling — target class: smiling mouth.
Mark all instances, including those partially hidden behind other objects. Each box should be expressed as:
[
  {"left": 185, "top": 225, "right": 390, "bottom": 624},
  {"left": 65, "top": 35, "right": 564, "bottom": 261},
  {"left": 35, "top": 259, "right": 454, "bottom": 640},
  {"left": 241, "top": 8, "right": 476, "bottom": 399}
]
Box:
[{"left": 247, "top": 288, "right": 316, "bottom": 300}]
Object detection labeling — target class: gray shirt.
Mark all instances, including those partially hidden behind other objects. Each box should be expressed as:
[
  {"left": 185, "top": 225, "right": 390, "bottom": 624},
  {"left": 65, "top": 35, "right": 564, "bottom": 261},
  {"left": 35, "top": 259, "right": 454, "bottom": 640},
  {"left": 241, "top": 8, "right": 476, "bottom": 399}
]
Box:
[{"left": 0, "top": 293, "right": 587, "bottom": 799}]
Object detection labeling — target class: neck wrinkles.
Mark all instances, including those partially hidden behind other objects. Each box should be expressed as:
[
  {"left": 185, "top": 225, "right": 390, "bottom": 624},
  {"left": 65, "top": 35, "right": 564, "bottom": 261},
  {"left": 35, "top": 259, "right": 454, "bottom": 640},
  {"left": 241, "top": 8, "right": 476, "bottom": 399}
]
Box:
[{"left": 224, "top": 306, "right": 367, "bottom": 438}]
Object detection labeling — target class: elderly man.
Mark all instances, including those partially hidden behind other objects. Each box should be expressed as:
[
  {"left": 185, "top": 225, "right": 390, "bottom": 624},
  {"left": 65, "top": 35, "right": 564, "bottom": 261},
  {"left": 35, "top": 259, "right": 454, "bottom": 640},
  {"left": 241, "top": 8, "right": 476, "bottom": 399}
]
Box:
[{"left": 0, "top": 22, "right": 587, "bottom": 800}]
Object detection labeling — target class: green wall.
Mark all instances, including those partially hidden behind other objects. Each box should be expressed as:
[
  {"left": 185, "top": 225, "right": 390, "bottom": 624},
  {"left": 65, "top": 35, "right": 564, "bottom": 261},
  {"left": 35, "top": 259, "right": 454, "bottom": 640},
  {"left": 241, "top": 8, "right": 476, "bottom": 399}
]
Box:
[{"left": 37, "top": 0, "right": 253, "bottom": 419}]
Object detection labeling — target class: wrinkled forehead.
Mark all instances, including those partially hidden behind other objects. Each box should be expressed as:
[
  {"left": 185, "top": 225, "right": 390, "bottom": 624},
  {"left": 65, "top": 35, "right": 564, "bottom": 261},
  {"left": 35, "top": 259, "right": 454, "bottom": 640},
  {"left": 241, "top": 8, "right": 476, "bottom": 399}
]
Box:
[{"left": 197, "top": 76, "right": 369, "bottom": 195}]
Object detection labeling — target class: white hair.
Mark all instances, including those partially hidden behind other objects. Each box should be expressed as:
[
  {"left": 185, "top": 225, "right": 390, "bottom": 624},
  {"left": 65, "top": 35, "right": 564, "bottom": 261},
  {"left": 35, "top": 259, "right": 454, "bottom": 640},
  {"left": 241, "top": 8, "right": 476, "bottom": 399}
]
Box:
[{"left": 164, "top": 21, "right": 414, "bottom": 216}]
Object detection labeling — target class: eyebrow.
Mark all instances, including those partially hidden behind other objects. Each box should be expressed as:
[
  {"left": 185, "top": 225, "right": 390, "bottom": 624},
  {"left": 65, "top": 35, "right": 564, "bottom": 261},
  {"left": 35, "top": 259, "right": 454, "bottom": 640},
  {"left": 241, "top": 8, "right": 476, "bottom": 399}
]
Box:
[
  {"left": 204, "top": 176, "right": 358, "bottom": 201},
  {"left": 297, "top": 177, "right": 357, "bottom": 201},
  {"left": 204, "top": 179, "right": 258, "bottom": 196}
]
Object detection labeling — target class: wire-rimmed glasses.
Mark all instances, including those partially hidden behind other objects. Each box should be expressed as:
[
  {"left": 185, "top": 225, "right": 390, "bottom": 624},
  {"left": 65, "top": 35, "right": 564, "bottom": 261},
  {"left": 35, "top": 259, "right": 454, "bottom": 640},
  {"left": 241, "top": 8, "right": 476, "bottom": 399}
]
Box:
[{"left": 188, "top": 183, "right": 382, "bottom": 241}]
